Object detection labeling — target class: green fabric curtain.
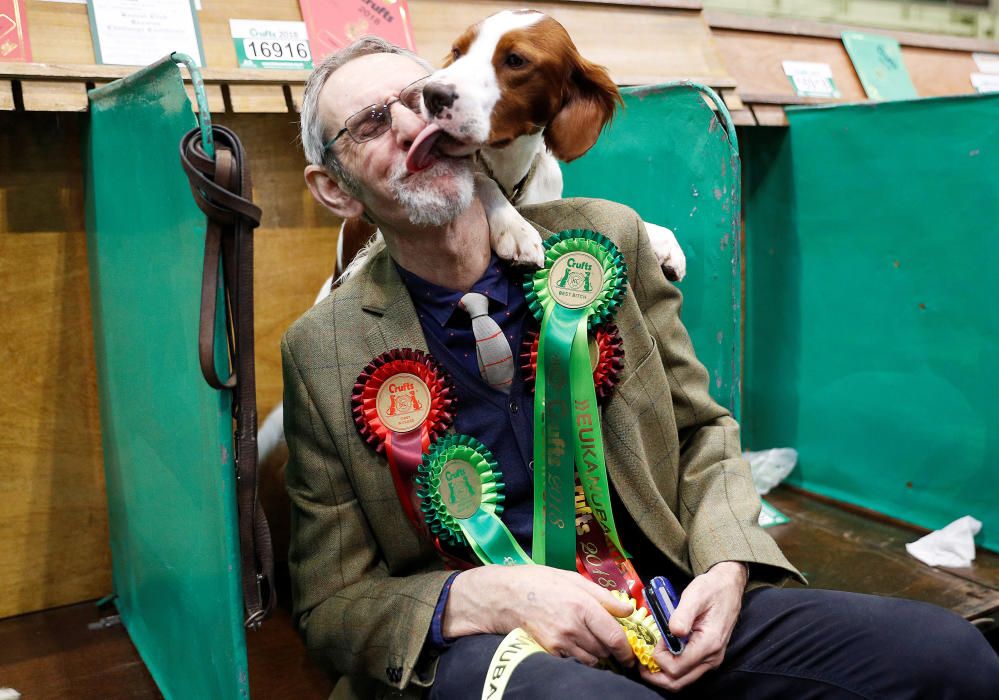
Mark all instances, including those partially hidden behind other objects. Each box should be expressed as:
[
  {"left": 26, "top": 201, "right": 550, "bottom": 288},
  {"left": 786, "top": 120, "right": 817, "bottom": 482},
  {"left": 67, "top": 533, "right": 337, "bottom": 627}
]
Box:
[
  {"left": 744, "top": 94, "right": 999, "bottom": 551},
  {"left": 561, "top": 83, "right": 742, "bottom": 415},
  {"left": 85, "top": 57, "right": 249, "bottom": 699}
]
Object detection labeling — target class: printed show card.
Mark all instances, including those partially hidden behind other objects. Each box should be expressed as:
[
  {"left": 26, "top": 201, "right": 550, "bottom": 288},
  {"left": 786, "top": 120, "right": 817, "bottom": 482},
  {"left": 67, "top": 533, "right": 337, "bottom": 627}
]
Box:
[
  {"left": 230, "top": 19, "right": 314, "bottom": 70},
  {"left": 0, "top": 0, "right": 32, "bottom": 62},
  {"left": 841, "top": 31, "right": 917, "bottom": 101},
  {"left": 782, "top": 60, "right": 840, "bottom": 99},
  {"left": 299, "top": 0, "right": 415, "bottom": 63},
  {"left": 971, "top": 73, "right": 999, "bottom": 94},
  {"left": 88, "top": 0, "right": 205, "bottom": 67}
]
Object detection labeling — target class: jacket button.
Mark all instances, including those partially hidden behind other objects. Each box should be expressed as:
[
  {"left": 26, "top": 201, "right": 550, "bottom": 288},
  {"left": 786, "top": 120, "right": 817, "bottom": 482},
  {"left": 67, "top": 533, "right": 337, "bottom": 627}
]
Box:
[{"left": 509, "top": 399, "right": 519, "bottom": 414}]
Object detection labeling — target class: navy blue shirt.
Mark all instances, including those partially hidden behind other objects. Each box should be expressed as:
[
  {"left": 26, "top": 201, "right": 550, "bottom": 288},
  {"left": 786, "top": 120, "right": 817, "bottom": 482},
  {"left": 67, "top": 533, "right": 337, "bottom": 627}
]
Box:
[{"left": 396, "top": 256, "right": 537, "bottom": 551}]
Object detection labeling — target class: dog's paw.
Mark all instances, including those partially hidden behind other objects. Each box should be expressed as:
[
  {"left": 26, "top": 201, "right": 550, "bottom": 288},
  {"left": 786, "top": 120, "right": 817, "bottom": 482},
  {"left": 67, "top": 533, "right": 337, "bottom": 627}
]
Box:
[
  {"left": 492, "top": 215, "right": 545, "bottom": 268},
  {"left": 646, "top": 223, "right": 687, "bottom": 282}
]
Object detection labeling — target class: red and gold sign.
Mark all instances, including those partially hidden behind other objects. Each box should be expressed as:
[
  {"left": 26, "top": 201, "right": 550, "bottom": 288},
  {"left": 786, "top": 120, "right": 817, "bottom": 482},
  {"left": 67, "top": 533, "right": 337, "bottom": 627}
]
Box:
[{"left": 0, "top": 0, "right": 32, "bottom": 62}]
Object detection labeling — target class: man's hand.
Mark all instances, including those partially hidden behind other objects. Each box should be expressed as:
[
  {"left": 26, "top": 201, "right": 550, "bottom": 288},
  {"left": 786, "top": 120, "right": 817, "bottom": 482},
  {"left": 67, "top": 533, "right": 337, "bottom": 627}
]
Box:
[
  {"left": 443, "top": 564, "right": 636, "bottom": 668},
  {"left": 639, "top": 561, "right": 748, "bottom": 692}
]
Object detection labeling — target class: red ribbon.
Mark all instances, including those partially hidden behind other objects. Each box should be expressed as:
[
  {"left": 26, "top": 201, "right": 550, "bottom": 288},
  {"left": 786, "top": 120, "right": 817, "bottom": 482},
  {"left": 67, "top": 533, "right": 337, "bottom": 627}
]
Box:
[{"left": 575, "top": 487, "right": 648, "bottom": 611}]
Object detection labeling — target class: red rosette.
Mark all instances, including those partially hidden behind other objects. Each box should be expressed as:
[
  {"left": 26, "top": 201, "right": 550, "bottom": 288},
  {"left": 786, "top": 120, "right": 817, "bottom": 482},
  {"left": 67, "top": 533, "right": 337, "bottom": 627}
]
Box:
[
  {"left": 351, "top": 349, "right": 455, "bottom": 538},
  {"left": 351, "top": 348, "right": 455, "bottom": 455},
  {"left": 520, "top": 324, "right": 624, "bottom": 403}
]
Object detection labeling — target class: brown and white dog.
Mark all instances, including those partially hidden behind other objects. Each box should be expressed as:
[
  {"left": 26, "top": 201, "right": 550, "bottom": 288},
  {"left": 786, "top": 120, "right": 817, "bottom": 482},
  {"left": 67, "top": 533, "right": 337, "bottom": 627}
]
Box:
[{"left": 335, "top": 9, "right": 686, "bottom": 283}]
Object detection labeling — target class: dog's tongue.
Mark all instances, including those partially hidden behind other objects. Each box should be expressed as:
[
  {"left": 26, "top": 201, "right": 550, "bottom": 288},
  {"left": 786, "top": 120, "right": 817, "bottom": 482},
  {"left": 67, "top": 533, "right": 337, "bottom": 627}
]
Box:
[{"left": 406, "top": 123, "right": 443, "bottom": 173}]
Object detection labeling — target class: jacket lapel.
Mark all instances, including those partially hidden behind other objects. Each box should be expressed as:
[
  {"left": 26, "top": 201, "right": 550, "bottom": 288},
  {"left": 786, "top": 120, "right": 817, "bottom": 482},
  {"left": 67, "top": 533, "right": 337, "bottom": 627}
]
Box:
[{"left": 360, "top": 247, "right": 429, "bottom": 358}]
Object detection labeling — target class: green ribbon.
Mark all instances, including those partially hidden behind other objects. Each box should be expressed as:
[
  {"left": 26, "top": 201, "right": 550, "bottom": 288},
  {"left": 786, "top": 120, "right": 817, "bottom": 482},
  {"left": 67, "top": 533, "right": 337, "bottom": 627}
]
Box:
[
  {"left": 525, "top": 230, "right": 628, "bottom": 569},
  {"left": 417, "top": 434, "right": 531, "bottom": 566}
]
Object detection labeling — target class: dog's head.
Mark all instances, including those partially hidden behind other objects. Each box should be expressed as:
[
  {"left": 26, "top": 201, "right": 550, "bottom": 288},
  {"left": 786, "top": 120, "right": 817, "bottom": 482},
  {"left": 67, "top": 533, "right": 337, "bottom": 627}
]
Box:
[{"left": 421, "top": 10, "right": 621, "bottom": 162}]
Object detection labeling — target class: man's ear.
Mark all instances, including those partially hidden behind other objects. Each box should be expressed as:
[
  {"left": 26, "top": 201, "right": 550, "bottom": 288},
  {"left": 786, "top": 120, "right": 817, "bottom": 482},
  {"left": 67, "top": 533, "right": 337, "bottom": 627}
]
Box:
[{"left": 304, "top": 164, "right": 365, "bottom": 219}]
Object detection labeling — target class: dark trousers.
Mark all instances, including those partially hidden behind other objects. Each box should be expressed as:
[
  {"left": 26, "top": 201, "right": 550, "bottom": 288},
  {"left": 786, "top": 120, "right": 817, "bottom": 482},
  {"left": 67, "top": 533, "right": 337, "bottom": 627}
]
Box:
[{"left": 429, "top": 588, "right": 999, "bottom": 699}]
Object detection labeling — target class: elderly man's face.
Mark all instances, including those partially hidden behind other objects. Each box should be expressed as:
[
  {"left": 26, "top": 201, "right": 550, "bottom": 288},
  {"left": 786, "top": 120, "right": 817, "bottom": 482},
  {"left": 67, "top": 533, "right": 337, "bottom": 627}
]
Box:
[{"left": 321, "top": 52, "right": 475, "bottom": 227}]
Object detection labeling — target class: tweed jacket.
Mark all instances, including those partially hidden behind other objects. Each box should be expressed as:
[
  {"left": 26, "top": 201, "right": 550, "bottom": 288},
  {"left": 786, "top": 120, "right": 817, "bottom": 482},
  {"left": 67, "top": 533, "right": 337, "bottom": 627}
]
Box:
[{"left": 281, "top": 198, "right": 801, "bottom": 700}]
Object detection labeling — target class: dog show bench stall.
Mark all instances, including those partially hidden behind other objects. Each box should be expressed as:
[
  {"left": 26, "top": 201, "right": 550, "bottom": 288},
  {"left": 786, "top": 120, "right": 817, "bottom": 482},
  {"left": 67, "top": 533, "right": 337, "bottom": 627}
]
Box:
[{"left": 1, "top": 0, "right": 997, "bottom": 697}]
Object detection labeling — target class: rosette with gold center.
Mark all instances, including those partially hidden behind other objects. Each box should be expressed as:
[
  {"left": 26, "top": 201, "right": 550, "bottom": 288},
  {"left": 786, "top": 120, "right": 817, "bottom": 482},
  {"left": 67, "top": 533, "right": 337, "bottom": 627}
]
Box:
[
  {"left": 417, "top": 434, "right": 531, "bottom": 567},
  {"left": 521, "top": 324, "right": 624, "bottom": 403},
  {"left": 523, "top": 230, "right": 629, "bottom": 569},
  {"left": 352, "top": 349, "right": 455, "bottom": 535}
]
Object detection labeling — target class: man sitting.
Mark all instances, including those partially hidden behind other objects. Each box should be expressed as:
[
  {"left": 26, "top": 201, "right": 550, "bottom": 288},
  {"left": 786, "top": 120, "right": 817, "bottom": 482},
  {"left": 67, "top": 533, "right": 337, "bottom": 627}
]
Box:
[{"left": 282, "top": 35, "right": 999, "bottom": 699}]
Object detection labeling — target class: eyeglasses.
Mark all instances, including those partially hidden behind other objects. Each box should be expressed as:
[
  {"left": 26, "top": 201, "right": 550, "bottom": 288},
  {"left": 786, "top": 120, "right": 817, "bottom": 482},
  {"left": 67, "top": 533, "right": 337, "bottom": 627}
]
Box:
[{"left": 323, "top": 76, "right": 430, "bottom": 152}]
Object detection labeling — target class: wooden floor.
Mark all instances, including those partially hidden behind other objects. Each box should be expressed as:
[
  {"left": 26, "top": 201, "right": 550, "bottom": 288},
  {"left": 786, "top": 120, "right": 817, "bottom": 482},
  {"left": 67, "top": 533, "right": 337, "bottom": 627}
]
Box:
[
  {"left": 0, "top": 593, "right": 333, "bottom": 700},
  {"left": 1, "top": 486, "right": 996, "bottom": 699},
  {"left": 767, "top": 487, "right": 999, "bottom": 622}
]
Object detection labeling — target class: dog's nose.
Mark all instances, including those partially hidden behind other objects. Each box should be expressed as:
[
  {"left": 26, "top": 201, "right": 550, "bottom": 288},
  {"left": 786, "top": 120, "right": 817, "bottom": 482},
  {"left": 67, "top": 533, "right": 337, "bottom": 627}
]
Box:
[{"left": 423, "top": 82, "right": 457, "bottom": 117}]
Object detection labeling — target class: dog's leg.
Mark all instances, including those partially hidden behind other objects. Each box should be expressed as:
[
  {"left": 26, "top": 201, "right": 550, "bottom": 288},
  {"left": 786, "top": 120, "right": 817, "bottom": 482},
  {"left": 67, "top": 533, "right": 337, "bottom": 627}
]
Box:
[
  {"left": 476, "top": 173, "right": 545, "bottom": 268},
  {"left": 644, "top": 222, "right": 687, "bottom": 282}
]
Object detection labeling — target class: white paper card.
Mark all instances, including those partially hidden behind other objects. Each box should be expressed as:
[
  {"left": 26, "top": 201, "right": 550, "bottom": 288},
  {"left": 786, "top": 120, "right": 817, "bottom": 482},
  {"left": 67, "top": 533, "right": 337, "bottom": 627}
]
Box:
[
  {"left": 89, "top": 0, "right": 203, "bottom": 67},
  {"left": 971, "top": 73, "right": 999, "bottom": 94},
  {"left": 229, "top": 19, "right": 313, "bottom": 70},
  {"left": 972, "top": 53, "right": 999, "bottom": 74},
  {"left": 782, "top": 60, "right": 841, "bottom": 98}
]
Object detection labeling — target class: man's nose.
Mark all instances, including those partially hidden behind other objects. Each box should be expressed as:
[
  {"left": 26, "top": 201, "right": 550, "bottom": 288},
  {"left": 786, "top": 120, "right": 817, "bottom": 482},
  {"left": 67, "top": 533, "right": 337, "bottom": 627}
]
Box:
[
  {"left": 391, "top": 101, "right": 427, "bottom": 149},
  {"left": 423, "top": 82, "right": 457, "bottom": 117}
]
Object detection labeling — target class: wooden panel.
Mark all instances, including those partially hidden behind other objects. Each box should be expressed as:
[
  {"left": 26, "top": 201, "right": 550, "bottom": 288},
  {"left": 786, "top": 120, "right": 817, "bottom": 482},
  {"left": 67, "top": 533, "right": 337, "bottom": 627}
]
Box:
[
  {"left": 705, "top": 10, "right": 999, "bottom": 54},
  {"left": 288, "top": 84, "right": 305, "bottom": 113},
  {"left": 411, "top": 1, "right": 733, "bottom": 86},
  {"left": 20, "top": 80, "right": 88, "bottom": 111},
  {"left": 184, "top": 83, "right": 226, "bottom": 114},
  {"left": 0, "top": 81, "right": 13, "bottom": 110},
  {"left": 721, "top": 88, "right": 744, "bottom": 110},
  {"left": 228, "top": 84, "right": 289, "bottom": 113},
  {"left": 23, "top": 0, "right": 96, "bottom": 64},
  {"left": 729, "top": 109, "right": 756, "bottom": 126},
  {"left": 767, "top": 487, "right": 999, "bottom": 620},
  {"left": 903, "top": 46, "right": 981, "bottom": 97},
  {"left": 713, "top": 29, "right": 866, "bottom": 105},
  {"left": 0, "top": 113, "right": 110, "bottom": 618},
  {"left": 751, "top": 104, "right": 788, "bottom": 126}
]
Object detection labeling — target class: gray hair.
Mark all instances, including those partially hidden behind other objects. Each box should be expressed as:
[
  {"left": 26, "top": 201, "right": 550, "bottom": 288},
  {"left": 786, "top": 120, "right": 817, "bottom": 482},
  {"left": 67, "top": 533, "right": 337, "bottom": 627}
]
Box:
[{"left": 300, "top": 35, "right": 433, "bottom": 193}]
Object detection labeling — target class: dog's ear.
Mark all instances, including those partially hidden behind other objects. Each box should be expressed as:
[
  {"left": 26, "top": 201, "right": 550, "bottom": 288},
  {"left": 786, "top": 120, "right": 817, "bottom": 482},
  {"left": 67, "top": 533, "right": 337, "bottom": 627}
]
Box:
[{"left": 545, "top": 57, "right": 622, "bottom": 162}]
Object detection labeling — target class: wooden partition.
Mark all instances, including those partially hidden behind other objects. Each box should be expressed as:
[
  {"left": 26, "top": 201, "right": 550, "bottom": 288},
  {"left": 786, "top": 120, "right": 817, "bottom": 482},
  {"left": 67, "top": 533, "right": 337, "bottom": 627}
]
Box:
[{"left": 707, "top": 11, "right": 999, "bottom": 125}]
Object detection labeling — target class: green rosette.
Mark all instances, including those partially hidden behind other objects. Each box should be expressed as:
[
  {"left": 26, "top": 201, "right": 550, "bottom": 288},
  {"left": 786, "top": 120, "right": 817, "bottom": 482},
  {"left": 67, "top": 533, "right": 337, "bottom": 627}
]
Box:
[
  {"left": 523, "top": 230, "right": 629, "bottom": 569},
  {"left": 416, "top": 434, "right": 531, "bottom": 566}
]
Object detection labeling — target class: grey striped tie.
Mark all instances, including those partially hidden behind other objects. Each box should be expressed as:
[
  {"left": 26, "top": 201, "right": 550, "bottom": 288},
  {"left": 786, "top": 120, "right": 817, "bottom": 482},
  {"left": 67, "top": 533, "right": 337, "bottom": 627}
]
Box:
[{"left": 459, "top": 292, "right": 514, "bottom": 393}]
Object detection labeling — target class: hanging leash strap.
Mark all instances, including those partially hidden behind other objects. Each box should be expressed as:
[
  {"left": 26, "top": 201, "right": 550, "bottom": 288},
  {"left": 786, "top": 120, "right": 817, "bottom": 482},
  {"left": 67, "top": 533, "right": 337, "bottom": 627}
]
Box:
[{"left": 179, "top": 124, "right": 275, "bottom": 629}]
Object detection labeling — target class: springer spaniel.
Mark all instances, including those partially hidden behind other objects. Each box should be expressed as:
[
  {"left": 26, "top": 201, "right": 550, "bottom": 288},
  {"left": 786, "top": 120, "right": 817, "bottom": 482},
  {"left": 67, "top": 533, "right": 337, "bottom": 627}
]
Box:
[{"left": 335, "top": 9, "right": 686, "bottom": 283}]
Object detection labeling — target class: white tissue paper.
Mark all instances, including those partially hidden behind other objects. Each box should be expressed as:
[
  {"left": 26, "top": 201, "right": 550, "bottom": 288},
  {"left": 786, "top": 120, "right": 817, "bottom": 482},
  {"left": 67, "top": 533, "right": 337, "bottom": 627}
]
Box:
[
  {"left": 744, "top": 448, "right": 799, "bottom": 496},
  {"left": 905, "top": 516, "right": 982, "bottom": 568},
  {"left": 0, "top": 688, "right": 22, "bottom": 700}
]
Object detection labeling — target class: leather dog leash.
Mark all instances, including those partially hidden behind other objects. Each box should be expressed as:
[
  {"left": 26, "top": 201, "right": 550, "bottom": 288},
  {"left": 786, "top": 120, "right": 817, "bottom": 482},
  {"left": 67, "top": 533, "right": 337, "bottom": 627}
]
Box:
[{"left": 180, "top": 125, "right": 275, "bottom": 629}]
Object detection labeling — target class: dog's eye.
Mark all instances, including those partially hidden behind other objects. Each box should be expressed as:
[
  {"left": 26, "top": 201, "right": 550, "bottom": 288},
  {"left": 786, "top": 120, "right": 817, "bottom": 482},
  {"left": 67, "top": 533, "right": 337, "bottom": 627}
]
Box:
[
  {"left": 451, "top": 47, "right": 461, "bottom": 61},
  {"left": 505, "top": 53, "right": 526, "bottom": 68}
]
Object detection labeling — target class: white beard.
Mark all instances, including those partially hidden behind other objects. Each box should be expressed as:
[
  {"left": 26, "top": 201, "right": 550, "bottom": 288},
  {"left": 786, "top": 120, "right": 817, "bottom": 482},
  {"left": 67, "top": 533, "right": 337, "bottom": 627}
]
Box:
[{"left": 387, "top": 157, "right": 475, "bottom": 226}]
